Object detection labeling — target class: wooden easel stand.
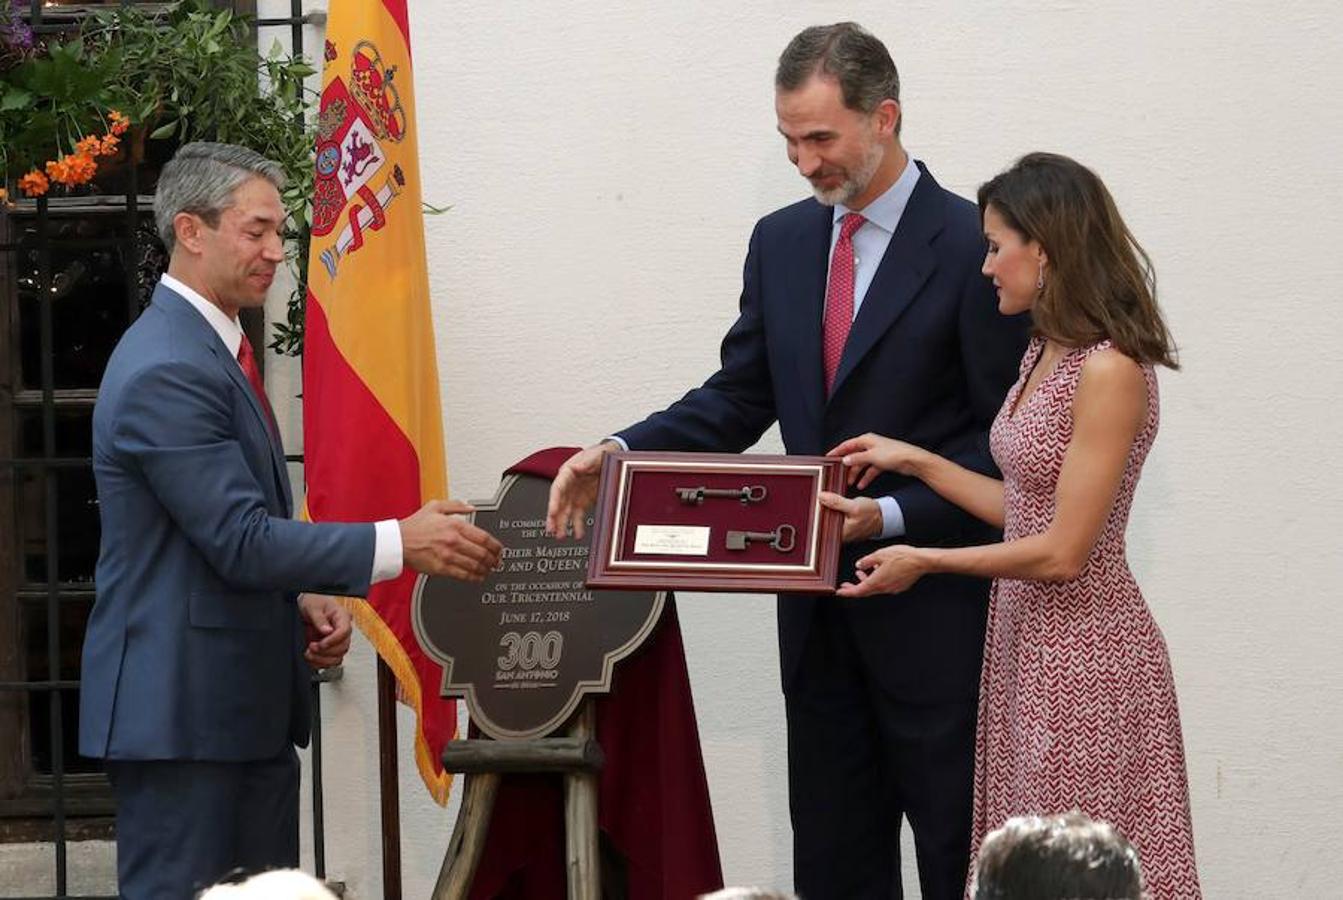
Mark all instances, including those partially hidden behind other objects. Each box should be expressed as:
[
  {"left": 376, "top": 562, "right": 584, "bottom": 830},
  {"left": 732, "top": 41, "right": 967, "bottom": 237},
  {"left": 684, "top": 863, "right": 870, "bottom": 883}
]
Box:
[{"left": 433, "top": 702, "right": 603, "bottom": 900}]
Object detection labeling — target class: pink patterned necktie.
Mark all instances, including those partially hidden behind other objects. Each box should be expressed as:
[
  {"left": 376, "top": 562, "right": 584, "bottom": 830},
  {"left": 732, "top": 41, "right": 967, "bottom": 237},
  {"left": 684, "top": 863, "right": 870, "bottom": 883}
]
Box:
[
  {"left": 237, "top": 332, "right": 279, "bottom": 438},
  {"left": 822, "top": 212, "right": 867, "bottom": 394}
]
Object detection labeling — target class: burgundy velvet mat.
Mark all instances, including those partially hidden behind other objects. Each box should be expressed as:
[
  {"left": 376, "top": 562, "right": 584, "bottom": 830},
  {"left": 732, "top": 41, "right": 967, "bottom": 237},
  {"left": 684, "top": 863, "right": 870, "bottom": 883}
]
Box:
[
  {"left": 465, "top": 448, "right": 724, "bottom": 899},
  {"left": 615, "top": 466, "right": 817, "bottom": 566}
]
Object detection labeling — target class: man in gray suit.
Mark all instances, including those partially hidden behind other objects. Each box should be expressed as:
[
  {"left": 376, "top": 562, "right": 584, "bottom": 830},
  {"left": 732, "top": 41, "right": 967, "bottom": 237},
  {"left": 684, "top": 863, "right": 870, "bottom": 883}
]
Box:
[{"left": 79, "top": 142, "right": 502, "bottom": 899}]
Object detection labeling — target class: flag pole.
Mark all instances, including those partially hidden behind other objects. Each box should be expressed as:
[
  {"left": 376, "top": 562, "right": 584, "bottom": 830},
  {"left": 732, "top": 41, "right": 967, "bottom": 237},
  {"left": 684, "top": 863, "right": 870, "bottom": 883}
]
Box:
[{"left": 377, "top": 659, "right": 403, "bottom": 900}]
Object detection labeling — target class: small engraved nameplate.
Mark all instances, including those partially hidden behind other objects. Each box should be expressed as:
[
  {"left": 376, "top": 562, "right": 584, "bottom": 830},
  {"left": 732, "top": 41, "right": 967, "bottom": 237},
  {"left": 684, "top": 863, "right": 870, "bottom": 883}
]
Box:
[{"left": 633, "top": 524, "right": 711, "bottom": 556}]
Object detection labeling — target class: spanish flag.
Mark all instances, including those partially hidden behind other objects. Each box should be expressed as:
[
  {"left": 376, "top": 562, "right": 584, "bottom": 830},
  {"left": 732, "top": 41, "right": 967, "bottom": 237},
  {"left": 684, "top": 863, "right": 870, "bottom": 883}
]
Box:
[{"left": 302, "top": 0, "right": 454, "bottom": 802}]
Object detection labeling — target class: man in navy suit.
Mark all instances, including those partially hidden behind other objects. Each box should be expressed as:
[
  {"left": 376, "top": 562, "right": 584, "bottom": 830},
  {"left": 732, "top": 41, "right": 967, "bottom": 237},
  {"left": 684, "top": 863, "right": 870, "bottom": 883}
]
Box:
[
  {"left": 79, "top": 142, "right": 503, "bottom": 899},
  {"left": 548, "top": 24, "right": 1029, "bottom": 899}
]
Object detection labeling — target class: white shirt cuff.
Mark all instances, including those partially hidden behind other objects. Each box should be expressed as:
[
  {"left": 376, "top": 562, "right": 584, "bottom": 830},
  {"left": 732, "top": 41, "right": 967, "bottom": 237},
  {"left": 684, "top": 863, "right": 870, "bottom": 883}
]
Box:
[
  {"left": 371, "top": 519, "right": 404, "bottom": 584},
  {"left": 604, "top": 435, "right": 630, "bottom": 451},
  {"left": 877, "top": 496, "right": 907, "bottom": 540}
]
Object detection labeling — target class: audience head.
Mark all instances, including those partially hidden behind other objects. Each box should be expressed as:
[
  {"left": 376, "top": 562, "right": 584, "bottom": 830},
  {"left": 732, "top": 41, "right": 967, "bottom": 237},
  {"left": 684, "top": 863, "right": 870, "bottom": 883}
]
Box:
[
  {"left": 700, "top": 888, "right": 798, "bottom": 900},
  {"left": 972, "top": 811, "right": 1145, "bottom": 900},
  {"left": 978, "top": 152, "right": 1178, "bottom": 369},
  {"left": 198, "top": 869, "right": 338, "bottom": 900}
]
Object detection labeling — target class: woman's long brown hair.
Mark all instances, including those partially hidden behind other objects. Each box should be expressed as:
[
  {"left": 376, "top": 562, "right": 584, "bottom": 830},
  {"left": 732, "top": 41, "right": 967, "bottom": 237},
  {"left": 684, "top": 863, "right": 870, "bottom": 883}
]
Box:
[{"left": 978, "top": 153, "right": 1179, "bottom": 369}]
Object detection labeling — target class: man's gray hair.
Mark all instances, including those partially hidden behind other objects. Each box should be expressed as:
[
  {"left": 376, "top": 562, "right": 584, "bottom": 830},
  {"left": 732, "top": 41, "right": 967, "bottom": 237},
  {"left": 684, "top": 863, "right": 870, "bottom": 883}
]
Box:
[
  {"left": 776, "top": 22, "right": 901, "bottom": 124},
  {"left": 154, "top": 141, "right": 285, "bottom": 253}
]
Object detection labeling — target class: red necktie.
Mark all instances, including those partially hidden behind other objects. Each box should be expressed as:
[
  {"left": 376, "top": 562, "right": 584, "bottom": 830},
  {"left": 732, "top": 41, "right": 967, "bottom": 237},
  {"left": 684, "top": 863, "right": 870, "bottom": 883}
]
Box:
[
  {"left": 822, "top": 212, "right": 866, "bottom": 394},
  {"left": 237, "top": 332, "right": 279, "bottom": 439}
]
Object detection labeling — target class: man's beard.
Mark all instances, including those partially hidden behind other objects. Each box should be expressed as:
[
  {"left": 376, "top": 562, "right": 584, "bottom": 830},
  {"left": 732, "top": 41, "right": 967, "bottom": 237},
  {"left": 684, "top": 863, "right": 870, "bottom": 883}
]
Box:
[{"left": 810, "top": 138, "right": 885, "bottom": 207}]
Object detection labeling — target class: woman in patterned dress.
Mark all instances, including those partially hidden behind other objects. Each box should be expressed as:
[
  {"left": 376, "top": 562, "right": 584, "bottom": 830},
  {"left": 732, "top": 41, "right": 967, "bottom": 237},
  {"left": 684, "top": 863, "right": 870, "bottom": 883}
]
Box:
[{"left": 819, "top": 153, "right": 1200, "bottom": 899}]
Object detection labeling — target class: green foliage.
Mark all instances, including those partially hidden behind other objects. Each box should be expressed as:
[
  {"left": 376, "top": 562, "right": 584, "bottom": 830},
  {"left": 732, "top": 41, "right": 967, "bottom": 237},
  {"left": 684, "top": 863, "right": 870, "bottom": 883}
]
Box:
[
  {"left": 0, "top": 36, "right": 129, "bottom": 180},
  {"left": 83, "top": 1, "right": 317, "bottom": 355},
  {"left": 2, "top": 0, "right": 319, "bottom": 355}
]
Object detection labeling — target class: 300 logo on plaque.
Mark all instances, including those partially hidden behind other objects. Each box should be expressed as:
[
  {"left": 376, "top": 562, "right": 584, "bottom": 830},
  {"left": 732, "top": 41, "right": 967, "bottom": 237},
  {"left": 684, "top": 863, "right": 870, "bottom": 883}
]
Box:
[
  {"left": 412, "top": 473, "right": 664, "bottom": 741},
  {"left": 497, "top": 630, "right": 563, "bottom": 672}
]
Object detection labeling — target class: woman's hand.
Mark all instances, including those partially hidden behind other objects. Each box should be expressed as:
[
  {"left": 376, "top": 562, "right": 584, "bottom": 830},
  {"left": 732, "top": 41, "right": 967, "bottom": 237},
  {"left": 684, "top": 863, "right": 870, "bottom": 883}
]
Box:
[
  {"left": 827, "top": 433, "right": 931, "bottom": 489},
  {"left": 835, "top": 545, "right": 934, "bottom": 597},
  {"left": 817, "top": 492, "right": 883, "bottom": 543}
]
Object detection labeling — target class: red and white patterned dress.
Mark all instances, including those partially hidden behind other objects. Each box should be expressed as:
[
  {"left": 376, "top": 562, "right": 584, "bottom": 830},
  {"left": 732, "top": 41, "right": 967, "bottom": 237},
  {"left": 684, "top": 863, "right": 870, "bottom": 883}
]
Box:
[{"left": 969, "top": 338, "right": 1201, "bottom": 899}]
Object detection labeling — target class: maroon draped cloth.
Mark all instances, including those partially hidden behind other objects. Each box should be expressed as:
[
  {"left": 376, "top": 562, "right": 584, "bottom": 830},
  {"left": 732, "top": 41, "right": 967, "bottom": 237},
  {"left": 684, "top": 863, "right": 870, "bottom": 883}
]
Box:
[{"left": 466, "top": 448, "right": 724, "bottom": 899}]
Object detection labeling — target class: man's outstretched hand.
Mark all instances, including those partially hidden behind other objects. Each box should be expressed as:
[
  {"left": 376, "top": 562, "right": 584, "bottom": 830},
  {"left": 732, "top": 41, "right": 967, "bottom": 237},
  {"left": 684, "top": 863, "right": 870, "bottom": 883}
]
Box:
[
  {"left": 546, "top": 441, "right": 619, "bottom": 540},
  {"left": 399, "top": 499, "right": 503, "bottom": 580}
]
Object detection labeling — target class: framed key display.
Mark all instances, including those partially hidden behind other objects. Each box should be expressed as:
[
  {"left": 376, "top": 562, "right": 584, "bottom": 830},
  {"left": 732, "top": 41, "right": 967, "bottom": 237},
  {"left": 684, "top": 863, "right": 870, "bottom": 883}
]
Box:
[{"left": 585, "top": 451, "right": 845, "bottom": 593}]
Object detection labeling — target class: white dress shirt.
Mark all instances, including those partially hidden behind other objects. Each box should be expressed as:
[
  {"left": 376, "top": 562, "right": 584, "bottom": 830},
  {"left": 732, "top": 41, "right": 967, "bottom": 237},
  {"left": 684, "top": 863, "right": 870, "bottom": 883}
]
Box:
[{"left": 160, "top": 274, "right": 403, "bottom": 584}]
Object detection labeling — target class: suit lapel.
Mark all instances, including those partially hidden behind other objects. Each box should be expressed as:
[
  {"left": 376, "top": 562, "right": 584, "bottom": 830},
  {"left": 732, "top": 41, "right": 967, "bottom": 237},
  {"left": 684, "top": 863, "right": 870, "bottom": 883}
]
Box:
[
  {"left": 789, "top": 203, "right": 834, "bottom": 431},
  {"left": 154, "top": 286, "right": 293, "bottom": 514},
  {"left": 829, "top": 163, "right": 946, "bottom": 400},
  {"left": 218, "top": 350, "right": 293, "bottom": 513}
]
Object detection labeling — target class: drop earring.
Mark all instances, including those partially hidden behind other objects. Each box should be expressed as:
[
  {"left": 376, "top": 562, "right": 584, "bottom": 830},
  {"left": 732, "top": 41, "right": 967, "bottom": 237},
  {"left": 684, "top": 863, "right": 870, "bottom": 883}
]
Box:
[{"left": 1036, "top": 260, "right": 1045, "bottom": 291}]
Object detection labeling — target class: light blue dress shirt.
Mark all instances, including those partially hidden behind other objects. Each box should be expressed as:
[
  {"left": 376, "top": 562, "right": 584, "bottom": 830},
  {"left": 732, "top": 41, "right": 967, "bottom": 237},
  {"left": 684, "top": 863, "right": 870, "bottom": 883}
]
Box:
[{"left": 828, "top": 156, "right": 921, "bottom": 539}]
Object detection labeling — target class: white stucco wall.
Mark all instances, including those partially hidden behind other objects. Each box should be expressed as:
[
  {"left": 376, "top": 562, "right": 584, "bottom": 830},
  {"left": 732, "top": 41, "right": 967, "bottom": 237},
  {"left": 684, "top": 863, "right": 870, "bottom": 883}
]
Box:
[{"left": 253, "top": 2, "right": 1343, "bottom": 899}]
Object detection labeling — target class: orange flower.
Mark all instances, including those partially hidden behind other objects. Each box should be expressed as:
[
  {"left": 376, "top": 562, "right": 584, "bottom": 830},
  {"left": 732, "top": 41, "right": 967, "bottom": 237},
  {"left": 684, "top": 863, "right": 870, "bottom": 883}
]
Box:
[
  {"left": 18, "top": 169, "right": 50, "bottom": 197},
  {"left": 76, "top": 134, "right": 103, "bottom": 156},
  {"left": 99, "top": 133, "right": 120, "bottom": 156},
  {"left": 45, "top": 152, "right": 98, "bottom": 187},
  {"left": 109, "top": 110, "right": 130, "bottom": 136},
  {"left": 67, "top": 153, "right": 98, "bottom": 184}
]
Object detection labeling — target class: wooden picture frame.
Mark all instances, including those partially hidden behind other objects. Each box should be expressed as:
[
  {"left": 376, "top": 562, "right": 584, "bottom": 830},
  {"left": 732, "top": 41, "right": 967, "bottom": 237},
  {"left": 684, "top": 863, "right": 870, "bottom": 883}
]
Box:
[{"left": 585, "top": 451, "right": 844, "bottom": 594}]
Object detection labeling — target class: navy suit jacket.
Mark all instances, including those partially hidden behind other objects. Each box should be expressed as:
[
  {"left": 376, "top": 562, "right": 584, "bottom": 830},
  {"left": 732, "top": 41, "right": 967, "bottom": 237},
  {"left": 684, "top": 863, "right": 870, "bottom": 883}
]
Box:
[
  {"left": 79, "top": 284, "right": 376, "bottom": 762},
  {"left": 618, "top": 163, "right": 1029, "bottom": 701}
]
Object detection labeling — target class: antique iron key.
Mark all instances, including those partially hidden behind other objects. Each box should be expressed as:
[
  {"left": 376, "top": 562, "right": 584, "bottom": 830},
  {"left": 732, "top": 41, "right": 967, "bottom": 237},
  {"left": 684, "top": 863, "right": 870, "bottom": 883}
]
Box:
[
  {"left": 673, "top": 484, "right": 768, "bottom": 505},
  {"left": 724, "top": 524, "right": 796, "bottom": 553}
]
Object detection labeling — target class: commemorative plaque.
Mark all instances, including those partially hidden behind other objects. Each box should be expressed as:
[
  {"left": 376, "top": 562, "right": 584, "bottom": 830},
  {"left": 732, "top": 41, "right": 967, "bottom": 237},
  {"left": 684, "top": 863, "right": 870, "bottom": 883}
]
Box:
[
  {"left": 585, "top": 451, "right": 845, "bottom": 594},
  {"left": 412, "top": 472, "right": 664, "bottom": 741}
]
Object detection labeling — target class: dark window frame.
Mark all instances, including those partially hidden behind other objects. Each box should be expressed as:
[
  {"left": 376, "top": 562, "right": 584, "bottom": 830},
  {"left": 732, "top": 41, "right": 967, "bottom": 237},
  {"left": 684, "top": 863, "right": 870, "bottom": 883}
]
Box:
[{"left": 0, "top": 2, "right": 339, "bottom": 895}]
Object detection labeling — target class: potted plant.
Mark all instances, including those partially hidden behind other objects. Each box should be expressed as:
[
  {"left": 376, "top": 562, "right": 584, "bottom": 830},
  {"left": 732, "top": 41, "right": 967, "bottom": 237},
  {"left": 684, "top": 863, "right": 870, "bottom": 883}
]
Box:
[
  {"left": 1, "top": 0, "right": 317, "bottom": 353},
  {"left": 0, "top": 2, "right": 131, "bottom": 200}
]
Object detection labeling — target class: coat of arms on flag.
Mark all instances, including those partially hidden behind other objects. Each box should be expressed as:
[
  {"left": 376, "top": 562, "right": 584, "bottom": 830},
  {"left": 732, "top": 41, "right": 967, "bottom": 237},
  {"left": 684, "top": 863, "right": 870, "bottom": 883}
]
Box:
[{"left": 312, "top": 39, "right": 408, "bottom": 279}]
